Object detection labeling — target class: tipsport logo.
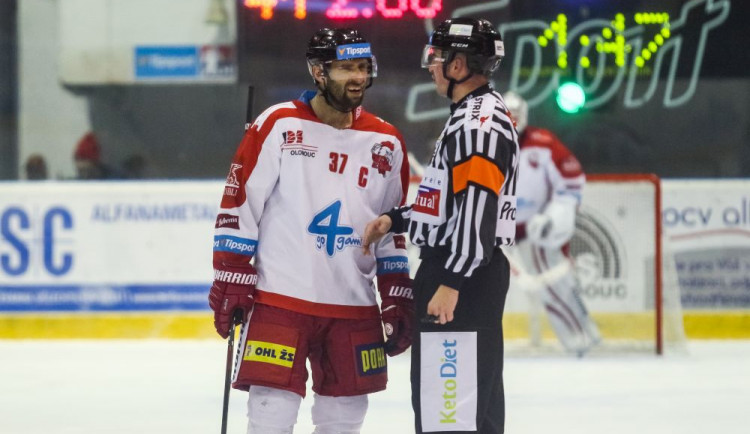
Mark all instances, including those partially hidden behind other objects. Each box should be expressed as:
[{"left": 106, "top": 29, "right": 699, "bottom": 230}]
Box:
[
  {"left": 336, "top": 43, "right": 372, "bottom": 60},
  {"left": 307, "top": 200, "right": 361, "bottom": 257},
  {"left": 213, "top": 235, "right": 257, "bottom": 256}
]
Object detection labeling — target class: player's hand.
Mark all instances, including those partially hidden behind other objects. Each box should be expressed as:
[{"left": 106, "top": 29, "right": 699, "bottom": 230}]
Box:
[
  {"left": 379, "top": 276, "right": 414, "bottom": 356},
  {"left": 426, "top": 285, "right": 459, "bottom": 324},
  {"left": 362, "top": 215, "right": 393, "bottom": 255},
  {"left": 208, "top": 261, "right": 258, "bottom": 339}
]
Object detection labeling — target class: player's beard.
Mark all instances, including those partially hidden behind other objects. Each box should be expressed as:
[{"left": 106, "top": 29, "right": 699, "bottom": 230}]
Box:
[{"left": 323, "top": 78, "right": 365, "bottom": 113}]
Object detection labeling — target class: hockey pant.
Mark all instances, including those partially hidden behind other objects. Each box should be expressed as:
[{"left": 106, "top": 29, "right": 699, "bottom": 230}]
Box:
[
  {"left": 509, "top": 240, "right": 601, "bottom": 354},
  {"left": 411, "top": 249, "right": 509, "bottom": 433}
]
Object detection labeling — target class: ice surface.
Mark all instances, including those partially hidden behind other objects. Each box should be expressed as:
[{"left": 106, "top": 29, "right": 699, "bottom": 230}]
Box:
[{"left": 0, "top": 340, "right": 747, "bottom": 433}]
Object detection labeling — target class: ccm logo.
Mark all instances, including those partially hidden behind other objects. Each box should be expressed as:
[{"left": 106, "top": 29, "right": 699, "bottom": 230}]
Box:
[{"left": 214, "top": 270, "right": 258, "bottom": 286}]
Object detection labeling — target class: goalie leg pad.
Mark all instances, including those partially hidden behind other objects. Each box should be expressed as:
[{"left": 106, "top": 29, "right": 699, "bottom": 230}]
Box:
[
  {"left": 247, "top": 385, "right": 302, "bottom": 433},
  {"left": 541, "top": 265, "right": 601, "bottom": 354},
  {"left": 525, "top": 243, "right": 601, "bottom": 354},
  {"left": 311, "top": 393, "right": 368, "bottom": 434}
]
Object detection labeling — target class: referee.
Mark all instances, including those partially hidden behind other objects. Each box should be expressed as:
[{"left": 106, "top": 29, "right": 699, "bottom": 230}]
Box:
[{"left": 363, "top": 17, "right": 520, "bottom": 434}]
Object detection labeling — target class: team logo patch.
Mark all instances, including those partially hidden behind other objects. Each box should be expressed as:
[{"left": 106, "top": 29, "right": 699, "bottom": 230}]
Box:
[
  {"left": 215, "top": 213, "right": 239, "bottom": 229},
  {"left": 283, "top": 130, "right": 303, "bottom": 144},
  {"left": 371, "top": 141, "right": 395, "bottom": 176},
  {"left": 281, "top": 130, "right": 317, "bottom": 158},
  {"left": 355, "top": 342, "right": 387, "bottom": 376},
  {"left": 224, "top": 163, "right": 242, "bottom": 196},
  {"left": 243, "top": 340, "right": 296, "bottom": 368},
  {"left": 393, "top": 234, "right": 406, "bottom": 249},
  {"left": 225, "top": 163, "right": 241, "bottom": 188}
]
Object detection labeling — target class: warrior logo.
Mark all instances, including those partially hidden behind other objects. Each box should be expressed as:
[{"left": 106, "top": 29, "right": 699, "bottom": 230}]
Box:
[
  {"left": 225, "top": 163, "right": 242, "bottom": 188},
  {"left": 371, "top": 141, "right": 395, "bottom": 176}
]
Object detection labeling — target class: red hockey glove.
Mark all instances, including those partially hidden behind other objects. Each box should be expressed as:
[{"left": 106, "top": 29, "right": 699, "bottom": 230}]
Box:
[
  {"left": 378, "top": 276, "right": 415, "bottom": 357},
  {"left": 208, "top": 261, "right": 258, "bottom": 339}
]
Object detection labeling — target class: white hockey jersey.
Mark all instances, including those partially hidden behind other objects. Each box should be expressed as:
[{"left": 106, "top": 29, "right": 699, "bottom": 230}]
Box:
[
  {"left": 515, "top": 126, "right": 585, "bottom": 224},
  {"left": 213, "top": 92, "right": 410, "bottom": 319}
]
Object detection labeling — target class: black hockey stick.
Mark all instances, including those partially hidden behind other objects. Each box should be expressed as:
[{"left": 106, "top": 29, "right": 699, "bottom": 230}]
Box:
[
  {"left": 220, "top": 86, "right": 255, "bottom": 433},
  {"left": 244, "top": 85, "right": 254, "bottom": 131},
  {"left": 220, "top": 310, "right": 243, "bottom": 434}
]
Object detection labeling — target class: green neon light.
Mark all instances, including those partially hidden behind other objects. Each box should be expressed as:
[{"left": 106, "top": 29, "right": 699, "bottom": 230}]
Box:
[
  {"left": 537, "top": 12, "right": 672, "bottom": 71},
  {"left": 556, "top": 82, "right": 586, "bottom": 113}
]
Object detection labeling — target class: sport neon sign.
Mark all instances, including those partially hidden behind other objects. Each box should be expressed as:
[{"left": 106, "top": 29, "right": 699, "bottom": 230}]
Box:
[{"left": 405, "top": 0, "right": 731, "bottom": 120}]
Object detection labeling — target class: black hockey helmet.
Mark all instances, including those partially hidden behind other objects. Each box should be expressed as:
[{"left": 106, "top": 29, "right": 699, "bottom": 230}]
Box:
[
  {"left": 422, "top": 18, "right": 504, "bottom": 75},
  {"left": 306, "top": 28, "right": 377, "bottom": 88},
  {"left": 306, "top": 28, "right": 374, "bottom": 63}
]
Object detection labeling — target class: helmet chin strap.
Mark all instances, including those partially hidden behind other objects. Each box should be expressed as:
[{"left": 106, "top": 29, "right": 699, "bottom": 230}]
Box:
[{"left": 442, "top": 52, "right": 473, "bottom": 100}]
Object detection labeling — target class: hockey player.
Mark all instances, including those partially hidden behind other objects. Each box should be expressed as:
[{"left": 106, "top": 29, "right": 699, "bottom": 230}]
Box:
[
  {"left": 363, "top": 18, "right": 519, "bottom": 434},
  {"left": 503, "top": 91, "right": 601, "bottom": 356},
  {"left": 208, "top": 28, "right": 414, "bottom": 433}
]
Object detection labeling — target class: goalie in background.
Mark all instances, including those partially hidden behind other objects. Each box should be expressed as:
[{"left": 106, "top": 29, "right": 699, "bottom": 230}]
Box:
[{"left": 503, "top": 91, "right": 601, "bottom": 356}]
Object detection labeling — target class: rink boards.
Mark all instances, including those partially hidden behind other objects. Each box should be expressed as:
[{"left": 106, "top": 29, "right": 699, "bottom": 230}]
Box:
[{"left": 1, "top": 180, "right": 749, "bottom": 339}]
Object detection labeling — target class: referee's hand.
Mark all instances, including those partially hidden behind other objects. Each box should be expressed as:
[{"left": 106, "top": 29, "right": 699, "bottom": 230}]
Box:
[{"left": 426, "top": 284, "right": 459, "bottom": 324}]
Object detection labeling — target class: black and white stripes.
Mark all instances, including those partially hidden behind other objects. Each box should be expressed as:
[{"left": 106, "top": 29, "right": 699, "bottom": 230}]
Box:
[{"left": 404, "top": 85, "right": 520, "bottom": 281}]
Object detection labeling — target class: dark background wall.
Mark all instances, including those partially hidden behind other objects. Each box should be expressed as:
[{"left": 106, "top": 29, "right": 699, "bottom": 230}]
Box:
[
  {"left": 11, "top": 0, "right": 750, "bottom": 179},
  {"left": 0, "top": 0, "right": 17, "bottom": 180}
]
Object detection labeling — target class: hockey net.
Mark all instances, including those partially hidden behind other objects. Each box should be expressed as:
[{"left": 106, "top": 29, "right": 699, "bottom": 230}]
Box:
[
  {"left": 407, "top": 171, "right": 687, "bottom": 355},
  {"left": 505, "top": 174, "right": 686, "bottom": 355}
]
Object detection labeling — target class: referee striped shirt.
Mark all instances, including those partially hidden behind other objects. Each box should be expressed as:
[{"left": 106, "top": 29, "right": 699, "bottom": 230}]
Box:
[{"left": 388, "top": 84, "right": 520, "bottom": 289}]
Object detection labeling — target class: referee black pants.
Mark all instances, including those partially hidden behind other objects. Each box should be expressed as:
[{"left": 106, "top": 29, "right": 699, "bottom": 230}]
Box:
[{"left": 410, "top": 249, "right": 510, "bottom": 434}]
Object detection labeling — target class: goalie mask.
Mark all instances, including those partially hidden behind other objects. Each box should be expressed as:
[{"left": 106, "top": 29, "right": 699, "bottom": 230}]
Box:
[
  {"left": 306, "top": 28, "right": 377, "bottom": 112},
  {"left": 504, "top": 91, "right": 528, "bottom": 134}
]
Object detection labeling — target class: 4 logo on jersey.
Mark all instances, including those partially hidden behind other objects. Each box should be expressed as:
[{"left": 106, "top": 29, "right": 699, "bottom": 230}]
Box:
[{"left": 308, "top": 200, "right": 361, "bottom": 257}]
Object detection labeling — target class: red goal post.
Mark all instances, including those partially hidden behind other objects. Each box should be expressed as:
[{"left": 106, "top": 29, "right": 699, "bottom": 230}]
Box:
[{"left": 586, "top": 174, "right": 664, "bottom": 354}]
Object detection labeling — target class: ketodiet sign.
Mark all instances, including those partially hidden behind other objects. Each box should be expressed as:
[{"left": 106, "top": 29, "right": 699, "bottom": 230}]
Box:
[{"left": 420, "top": 331, "right": 478, "bottom": 432}]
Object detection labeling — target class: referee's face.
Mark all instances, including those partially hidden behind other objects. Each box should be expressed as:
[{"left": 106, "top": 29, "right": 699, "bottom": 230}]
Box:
[{"left": 427, "top": 52, "right": 450, "bottom": 98}]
